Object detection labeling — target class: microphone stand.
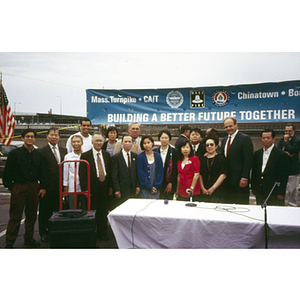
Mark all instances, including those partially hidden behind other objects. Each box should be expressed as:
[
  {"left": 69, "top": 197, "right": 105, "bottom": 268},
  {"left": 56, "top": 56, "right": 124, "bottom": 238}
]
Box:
[
  {"left": 261, "top": 182, "right": 280, "bottom": 249},
  {"left": 185, "top": 189, "right": 197, "bottom": 207}
]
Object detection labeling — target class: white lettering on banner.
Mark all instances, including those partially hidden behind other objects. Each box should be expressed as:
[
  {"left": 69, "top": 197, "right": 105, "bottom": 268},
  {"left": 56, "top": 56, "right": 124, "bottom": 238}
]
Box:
[
  {"left": 239, "top": 109, "right": 295, "bottom": 120},
  {"left": 106, "top": 109, "right": 296, "bottom": 123},
  {"left": 144, "top": 95, "right": 159, "bottom": 103},
  {"left": 91, "top": 96, "right": 109, "bottom": 103},
  {"left": 288, "top": 89, "right": 300, "bottom": 97},
  {"left": 160, "top": 113, "right": 196, "bottom": 122},
  {"left": 237, "top": 91, "right": 279, "bottom": 99},
  {"left": 198, "top": 111, "right": 236, "bottom": 121},
  {"left": 109, "top": 96, "right": 137, "bottom": 104},
  {"left": 107, "top": 114, "right": 149, "bottom": 123},
  {"left": 151, "top": 114, "right": 158, "bottom": 122}
]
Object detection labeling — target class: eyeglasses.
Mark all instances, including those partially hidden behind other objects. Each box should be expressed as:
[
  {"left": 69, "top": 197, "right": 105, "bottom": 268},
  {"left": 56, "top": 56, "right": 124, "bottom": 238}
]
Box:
[
  {"left": 206, "top": 143, "right": 215, "bottom": 147},
  {"left": 24, "top": 135, "right": 35, "bottom": 139}
]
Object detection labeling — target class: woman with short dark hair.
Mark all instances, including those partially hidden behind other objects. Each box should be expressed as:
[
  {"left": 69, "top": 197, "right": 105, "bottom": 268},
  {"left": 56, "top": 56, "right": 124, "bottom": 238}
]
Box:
[
  {"left": 137, "top": 135, "right": 163, "bottom": 199},
  {"left": 199, "top": 134, "right": 227, "bottom": 203},
  {"left": 155, "top": 130, "right": 178, "bottom": 200},
  {"left": 102, "top": 126, "right": 118, "bottom": 156},
  {"left": 176, "top": 140, "right": 201, "bottom": 201}
]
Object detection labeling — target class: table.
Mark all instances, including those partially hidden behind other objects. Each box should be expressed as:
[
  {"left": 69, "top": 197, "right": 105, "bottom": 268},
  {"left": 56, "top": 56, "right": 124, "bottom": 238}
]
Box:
[{"left": 108, "top": 199, "right": 300, "bottom": 249}]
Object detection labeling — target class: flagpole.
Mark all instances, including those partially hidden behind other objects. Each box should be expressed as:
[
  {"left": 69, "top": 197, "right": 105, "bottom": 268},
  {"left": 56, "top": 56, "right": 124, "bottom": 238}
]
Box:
[{"left": 0, "top": 71, "right": 5, "bottom": 141}]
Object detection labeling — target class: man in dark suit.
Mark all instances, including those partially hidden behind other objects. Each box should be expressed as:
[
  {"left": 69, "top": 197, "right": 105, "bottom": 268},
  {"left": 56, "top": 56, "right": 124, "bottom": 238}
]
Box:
[
  {"left": 79, "top": 132, "right": 112, "bottom": 241},
  {"left": 221, "top": 117, "right": 253, "bottom": 204},
  {"left": 111, "top": 135, "right": 140, "bottom": 208},
  {"left": 190, "top": 128, "right": 206, "bottom": 158},
  {"left": 277, "top": 123, "right": 300, "bottom": 207},
  {"left": 252, "top": 130, "right": 289, "bottom": 206},
  {"left": 38, "top": 127, "right": 67, "bottom": 242},
  {"left": 154, "top": 130, "right": 178, "bottom": 200},
  {"left": 175, "top": 125, "right": 191, "bottom": 149}
]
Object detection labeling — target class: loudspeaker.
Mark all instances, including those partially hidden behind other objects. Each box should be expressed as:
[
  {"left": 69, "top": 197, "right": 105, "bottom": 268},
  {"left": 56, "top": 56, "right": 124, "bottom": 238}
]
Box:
[{"left": 49, "top": 210, "right": 97, "bottom": 248}]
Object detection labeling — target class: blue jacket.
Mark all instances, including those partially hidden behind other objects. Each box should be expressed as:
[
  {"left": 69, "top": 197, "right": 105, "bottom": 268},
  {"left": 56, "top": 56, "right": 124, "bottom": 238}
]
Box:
[{"left": 137, "top": 151, "right": 163, "bottom": 190}]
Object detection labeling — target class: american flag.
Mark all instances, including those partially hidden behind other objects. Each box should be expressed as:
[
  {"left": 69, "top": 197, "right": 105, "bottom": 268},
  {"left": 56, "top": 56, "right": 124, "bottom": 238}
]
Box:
[{"left": 0, "top": 82, "right": 16, "bottom": 146}]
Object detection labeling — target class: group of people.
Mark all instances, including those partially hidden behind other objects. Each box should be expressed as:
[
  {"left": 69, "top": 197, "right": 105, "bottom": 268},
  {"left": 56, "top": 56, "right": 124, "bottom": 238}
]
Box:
[{"left": 3, "top": 117, "right": 300, "bottom": 248}]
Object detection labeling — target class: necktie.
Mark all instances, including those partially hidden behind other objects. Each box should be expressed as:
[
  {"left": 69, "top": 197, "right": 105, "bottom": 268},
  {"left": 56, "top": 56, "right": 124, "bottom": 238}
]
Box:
[
  {"left": 52, "top": 146, "right": 59, "bottom": 164},
  {"left": 133, "top": 139, "right": 138, "bottom": 153},
  {"left": 193, "top": 145, "right": 196, "bottom": 155},
  {"left": 97, "top": 153, "right": 105, "bottom": 182},
  {"left": 226, "top": 136, "right": 231, "bottom": 157},
  {"left": 127, "top": 153, "right": 131, "bottom": 174}
]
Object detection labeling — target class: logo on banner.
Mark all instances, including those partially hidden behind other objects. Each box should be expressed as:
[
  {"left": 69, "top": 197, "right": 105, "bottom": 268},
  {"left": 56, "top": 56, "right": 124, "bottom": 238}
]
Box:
[
  {"left": 190, "top": 90, "right": 205, "bottom": 108},
  {"left": 211, "top": 90, "right": 230, "bottom": 107},
  {"left": 166, "top": 90, "right": 184, "bottom": 108}
]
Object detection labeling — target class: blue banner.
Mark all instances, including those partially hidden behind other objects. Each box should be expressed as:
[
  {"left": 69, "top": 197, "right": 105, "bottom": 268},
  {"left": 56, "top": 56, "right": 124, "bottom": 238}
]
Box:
[{"left": 86, "top": 80, "right": 300, "bottom": 125}]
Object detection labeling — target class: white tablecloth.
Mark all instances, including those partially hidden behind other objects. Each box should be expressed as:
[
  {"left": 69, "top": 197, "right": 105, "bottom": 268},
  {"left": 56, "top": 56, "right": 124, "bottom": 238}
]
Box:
[{"left": 108, "top": 199, "right": 300, "bottom": 249}]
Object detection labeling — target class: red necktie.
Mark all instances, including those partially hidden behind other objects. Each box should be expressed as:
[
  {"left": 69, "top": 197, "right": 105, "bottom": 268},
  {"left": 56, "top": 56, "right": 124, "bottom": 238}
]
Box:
[{"left": 226, "top": 136, "right": 231, "bottom": 157}]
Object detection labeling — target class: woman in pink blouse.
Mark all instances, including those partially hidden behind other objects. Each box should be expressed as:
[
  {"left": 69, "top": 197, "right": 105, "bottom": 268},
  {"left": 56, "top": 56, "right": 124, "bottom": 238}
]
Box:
[{"left": 175, "top": 140, "right": 201, "bottom": 201}]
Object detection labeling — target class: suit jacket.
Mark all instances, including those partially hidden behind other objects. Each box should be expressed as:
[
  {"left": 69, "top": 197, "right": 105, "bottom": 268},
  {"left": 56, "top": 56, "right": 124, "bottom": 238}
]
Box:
[
  {"left": 154, "top": 146, "right": 178, "bottom": 189},
  {"left": 79, "top": 148, "right": 112, "bottom": 198},
  {"left": 193, "top": 142, "right": 206, "bottom": 159},
  {"left": 38, "top": 144, "right": 67, "bottom": 192},
  {"left": 277, "top": 135, "right": 300, "bottom": 175},
  {"left": 175, "top": 134, "right": 189, "bottom": 149},
  {"left": 111, "top": 151, "right": 139, "bottom": 200},
  {"left": 251, "top": 146, "right": 289, "bottom": 200},
  {"left": 221, "top": 131, "right": 253, "bottom": 186}
]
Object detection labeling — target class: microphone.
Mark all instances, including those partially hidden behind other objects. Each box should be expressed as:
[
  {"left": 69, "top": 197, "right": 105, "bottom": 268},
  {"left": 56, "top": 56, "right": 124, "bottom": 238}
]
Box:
[
  {"left": 261, "top": 181, "right": 281, "bottom": 208},
  {"left": 185, "top": 188, "right": 196, "bottom": 207}
]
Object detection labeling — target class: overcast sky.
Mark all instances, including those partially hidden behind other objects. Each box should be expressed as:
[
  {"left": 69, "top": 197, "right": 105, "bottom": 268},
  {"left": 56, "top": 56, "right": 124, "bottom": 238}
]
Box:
[{"left": 1, "top": 52, "right": 300, "bottom": 117}]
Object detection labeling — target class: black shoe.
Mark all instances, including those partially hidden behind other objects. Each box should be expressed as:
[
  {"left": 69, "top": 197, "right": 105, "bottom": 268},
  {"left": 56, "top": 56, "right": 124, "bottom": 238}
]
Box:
[
  {"left": 41, "top": 234, "right": 49, "bottom": 243},
  {"left": 98, "top": 234, "right": 109, "bottom": 241},
  {"left": 24, "top": 239, "right": 40, "bottom": 248},
  {"left": 5, "top": 244, "right": 13, "bottom": 249}
]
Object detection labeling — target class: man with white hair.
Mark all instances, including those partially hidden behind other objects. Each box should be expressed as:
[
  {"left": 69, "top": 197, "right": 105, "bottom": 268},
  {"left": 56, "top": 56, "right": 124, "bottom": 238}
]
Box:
[{"left": 114, "top": 122, "right": 142, "bottom": 154}]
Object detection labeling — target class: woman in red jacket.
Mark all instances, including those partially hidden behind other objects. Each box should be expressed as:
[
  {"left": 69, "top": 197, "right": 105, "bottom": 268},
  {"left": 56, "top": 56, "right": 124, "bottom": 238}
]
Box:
[{"left": 175, "top": 140, "right": 201, "bottom": 201}]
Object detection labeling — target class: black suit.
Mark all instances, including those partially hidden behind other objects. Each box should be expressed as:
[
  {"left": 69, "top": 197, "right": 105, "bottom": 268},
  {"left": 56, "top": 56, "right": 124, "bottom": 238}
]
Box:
[
  {"left": 251, "top": 146, "right": 289, "bottom": 206},
  {"left": 277, "top": 135, "right": 300, "bottom": 175},
  {"left": 38, "top": 143, "right": 67, "bottom": 236},
  {"left": 111, "top": 151, "right": 139, "bottom": 208},
  {"left": 79, "top": 148, "right": 112, "bottom": 235},
  {"left": 175, "top": 134, "right": 189, "bottom": 149},
  {"left": 221, "top": 131, "right": 253, "bottom": 204},
  {"left": 193, "top": 142, "right": 206, "bottom": 159},
  {"left": 154, "top": 146, "right": 178, "bottom": 200}
]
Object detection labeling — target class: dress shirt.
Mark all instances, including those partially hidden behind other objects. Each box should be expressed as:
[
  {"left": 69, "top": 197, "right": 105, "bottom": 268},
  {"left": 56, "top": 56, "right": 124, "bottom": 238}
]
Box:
[
  {"left": 224, "top": 130, "right": 239, "bottom": 157},
  {"left": 192, "top": 143, "right": 200, "bottom": 153},
  {"left": 49, "top": 142, "right": 61, "bottom": 163},
  {"left": 92, "top": 148, "right": 107, "bottom": 178},
  {"left": 122, "top": 149, "right": 131, "bottom": 168},
  {"left": 63, "top": 152, "right": 81, "bottom": 192},
  {"left": 132, "top": 138, "right": 140, "bottom": 152},
  {"left": 262, "top": 144, "right": 274, "bottom": 173},
  {"left": 160, "top": 146, "right": 169, "bottom": 167}
]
